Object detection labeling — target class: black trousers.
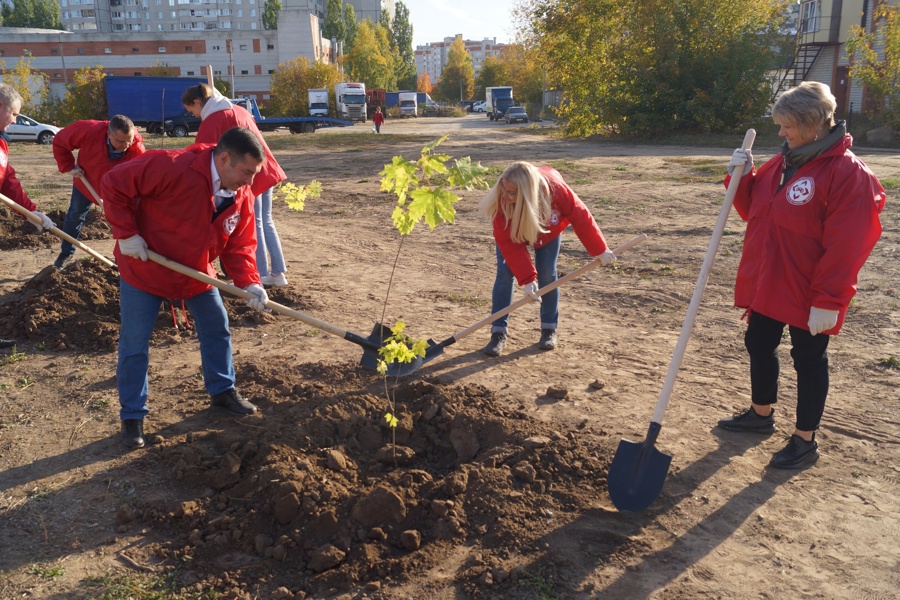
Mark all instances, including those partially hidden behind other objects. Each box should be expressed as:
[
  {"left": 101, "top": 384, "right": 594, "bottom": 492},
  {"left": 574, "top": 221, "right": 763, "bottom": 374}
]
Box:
[{"left": 745, "top": 311, "right": 831, "bottom": 432}]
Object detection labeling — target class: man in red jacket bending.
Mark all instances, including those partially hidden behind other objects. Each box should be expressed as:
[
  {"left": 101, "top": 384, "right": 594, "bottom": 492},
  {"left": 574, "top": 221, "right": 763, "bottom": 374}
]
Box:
[
  {"left": 102, "top": 127, "right": 270, "bottom": 449},
  {"left": 52, "top": 115, "right": 146, "bottom": 269}
]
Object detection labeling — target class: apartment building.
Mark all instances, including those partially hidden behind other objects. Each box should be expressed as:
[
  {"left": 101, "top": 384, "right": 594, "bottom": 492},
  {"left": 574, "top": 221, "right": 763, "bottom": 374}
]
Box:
[
  {"left": 414, "top": 36, "right": 505, "bottom": 82},
  {"left": 344, "top": 0, "right": 394, "bottom": 25}
]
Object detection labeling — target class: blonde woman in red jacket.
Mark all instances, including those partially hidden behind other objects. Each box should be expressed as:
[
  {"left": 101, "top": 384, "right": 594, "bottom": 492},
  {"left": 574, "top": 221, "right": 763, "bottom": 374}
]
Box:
[
  {"left": 478, "top": 162, "right": 615, "bottom": 357},
  {"left": 719, "top": 82, "right": 885, "bottom": 469}
]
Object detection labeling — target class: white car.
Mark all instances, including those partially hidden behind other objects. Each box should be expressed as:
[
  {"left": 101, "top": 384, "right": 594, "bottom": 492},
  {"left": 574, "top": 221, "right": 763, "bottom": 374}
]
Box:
[
  {"left": 6, "top": 115, "right": 61, "bottom": 145},
  {"left": 472, "top": 101, "right": 486, "bottom": 113}
]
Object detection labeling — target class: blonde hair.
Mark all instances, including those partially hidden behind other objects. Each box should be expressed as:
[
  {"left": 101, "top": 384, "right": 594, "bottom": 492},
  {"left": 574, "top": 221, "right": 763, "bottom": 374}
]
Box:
[
  {"left": 479, "top": 162, "right": 551, "bottom": 244},
  {"left": 772, "top": 81, "right": 837, "bottom": 134}
]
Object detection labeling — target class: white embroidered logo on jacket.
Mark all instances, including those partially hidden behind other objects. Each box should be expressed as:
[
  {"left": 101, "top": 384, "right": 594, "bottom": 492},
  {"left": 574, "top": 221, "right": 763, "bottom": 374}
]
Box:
[
  {"left": 223, "top": 212, "right": 241, "bottom": 235},
  {"left": 548, "top": 209, "right": 560, "bottom": 226},
  {"left": 786, "top": 177, "right": 815, "bottom": 206},
  {"left": 0, "top": 149, "right": 8, "bottom": 168}
]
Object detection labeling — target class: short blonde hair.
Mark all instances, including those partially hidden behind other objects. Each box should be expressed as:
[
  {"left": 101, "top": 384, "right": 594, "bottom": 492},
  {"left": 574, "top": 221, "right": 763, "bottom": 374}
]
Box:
[
  {"left": 0, "top": 83, "right": 23, "bottom": 112},
  {"left": 772, "top": 81, "right": 837, "bottom": 134},
  {"left": 478, "top": 161, "right": 551, "bottom": 244}
]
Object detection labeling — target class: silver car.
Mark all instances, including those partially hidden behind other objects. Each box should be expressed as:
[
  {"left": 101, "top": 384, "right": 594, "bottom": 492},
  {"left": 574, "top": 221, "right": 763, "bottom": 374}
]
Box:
[
  {"left": 505, "top": 106, "right": 528, "bottom": 124},
  {"left": 6, "top": 115, "right": 61, "bottom": 144}
]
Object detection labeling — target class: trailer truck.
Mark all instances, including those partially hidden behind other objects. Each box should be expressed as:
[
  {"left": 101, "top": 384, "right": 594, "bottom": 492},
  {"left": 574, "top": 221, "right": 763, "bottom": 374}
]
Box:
[
  {"left": 308, "top": 88, "right": 329, "bottom": 117},
  {"left": 104, "top": 75, "right": 205, "bottom": 134},
  {"left": 334, "top": 82, "right": 367, "bottom": 122}
]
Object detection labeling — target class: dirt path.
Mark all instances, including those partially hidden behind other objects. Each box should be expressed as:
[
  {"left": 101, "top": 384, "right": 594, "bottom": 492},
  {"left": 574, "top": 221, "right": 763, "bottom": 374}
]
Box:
[{"left": 1, "top": 116, "right": 898, "bottom": 600}]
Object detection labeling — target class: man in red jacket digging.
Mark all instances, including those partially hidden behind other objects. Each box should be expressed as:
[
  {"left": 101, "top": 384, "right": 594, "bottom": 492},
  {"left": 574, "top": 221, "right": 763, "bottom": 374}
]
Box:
[
  {"left": 52, "top": 114, "right": 146, "bottom": 269},
  {"left": 102, "top": 126, "right": 270, "bottom": 449}
]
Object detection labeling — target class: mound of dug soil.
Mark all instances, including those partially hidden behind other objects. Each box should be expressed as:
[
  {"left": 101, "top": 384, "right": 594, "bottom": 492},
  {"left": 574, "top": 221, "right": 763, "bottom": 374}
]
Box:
[
  {"left": 123, "top": 360, "right": 614, "bottom": 599},
  {"left": 0, "top": 206, "right": 109, "bottom": 251}
]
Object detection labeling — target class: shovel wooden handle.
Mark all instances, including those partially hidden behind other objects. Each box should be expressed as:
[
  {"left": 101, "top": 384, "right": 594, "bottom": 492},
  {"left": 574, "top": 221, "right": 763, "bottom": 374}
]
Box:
[
  {"left": 76, "top": 174, "right": 104, "bottom": 208},
  {"left": 0, "top": 191, "right": 116, "bottom": 268},
  {"left": 452, "top": 233, "right": 648, "bottom": 343}
]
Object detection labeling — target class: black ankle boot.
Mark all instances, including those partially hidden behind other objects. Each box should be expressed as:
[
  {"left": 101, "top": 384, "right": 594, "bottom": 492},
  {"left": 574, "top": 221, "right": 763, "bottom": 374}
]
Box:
[{"left": 121, "top": 419, "right": 145, "bottom": 449}]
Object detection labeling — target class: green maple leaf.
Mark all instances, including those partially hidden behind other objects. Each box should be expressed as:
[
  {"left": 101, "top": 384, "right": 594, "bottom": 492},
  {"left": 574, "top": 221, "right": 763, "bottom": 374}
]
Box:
[
  {"left": 391, "top": 205, "right": 417, "bottom": 236},
  {"left": 449, "top": 157, "right": 491, "bottom": 190},
  {"left": 408, "top": 187, "right": 459, "bottom": 230},
  {"left": 418, "top": 154, "right": 450, "bottom": 179},
  {"left": 380, "top": 157, "right": 418, "bottom": 205}
]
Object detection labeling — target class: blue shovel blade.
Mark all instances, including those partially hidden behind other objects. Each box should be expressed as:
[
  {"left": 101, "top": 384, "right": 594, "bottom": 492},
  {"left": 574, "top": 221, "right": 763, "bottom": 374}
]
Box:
[{"left": 607, "top": 434, "right": 672, "bottom": 512}]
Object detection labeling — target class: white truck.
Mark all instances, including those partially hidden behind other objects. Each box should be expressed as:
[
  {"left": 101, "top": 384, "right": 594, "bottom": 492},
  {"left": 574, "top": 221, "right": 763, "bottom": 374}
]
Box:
[
  {"left": 334, "top": 82, "right": 367, "bottom": 122},
  {"left": 398, "top": 91, "right": 418, "bottom": 118},
  {"left": 308, "top": 88, "right": 329, "bottom": 117}
]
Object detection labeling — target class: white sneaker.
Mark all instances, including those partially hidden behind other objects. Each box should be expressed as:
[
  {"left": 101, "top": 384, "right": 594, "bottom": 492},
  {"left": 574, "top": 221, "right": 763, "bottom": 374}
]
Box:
[{"left": 260, "top": 272, "right": 288, "bottom": 286}]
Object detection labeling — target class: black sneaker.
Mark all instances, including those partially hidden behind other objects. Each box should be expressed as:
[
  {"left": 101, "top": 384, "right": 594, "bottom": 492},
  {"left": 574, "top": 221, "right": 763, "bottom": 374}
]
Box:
[
  {"left": 211, "top": 388, "right": 258, "bottom": 415},
  {"left": 121, "top": 419, "right": 145, "bottom": 449},
  {"left": 769, "top": 434, "right": 819, "bottom": 469},
  {"left": 538, "top": 329, "right": 557, "bottom": 350},
  {"left": 482, "top": 331, "right": 507, "bottom": 357},
  {"left": 54, "top": 252, "right": 74, "bottom": 270},
  {"left": 717, "top": 406, "right": 775, "bottom": 433}
]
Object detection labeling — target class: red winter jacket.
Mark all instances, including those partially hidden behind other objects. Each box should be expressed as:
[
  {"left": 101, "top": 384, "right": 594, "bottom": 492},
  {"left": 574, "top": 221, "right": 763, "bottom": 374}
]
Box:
[
  {"left": 493, "top": 166, "right": 609, "bottom": 286},
  {"left": 0, "top": 136, "right": 35, "bottom": 212},
  {"left": 101, "top": 145, "right": 261, "bottom": 299},
  {"left": 373, "top": 112, "right": 385, "bottom": 126},
  {"left": 730, "top": 134, "right": 884, "bottom": 334},
  {"left": 195, "top": 98, "right": 286, "bottom": 197},
  {"left": 52, "top": 120, "right": 146, "bottom": 204}
]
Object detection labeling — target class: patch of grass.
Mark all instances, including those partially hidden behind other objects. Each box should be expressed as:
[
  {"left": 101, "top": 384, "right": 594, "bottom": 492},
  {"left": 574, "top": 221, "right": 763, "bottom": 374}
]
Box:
[
  {"left": 438, "top": 292, "right": 489, "bottom": 308},
  {"left": 0, "top": 348, "right": 26, "bottom": 366},
  {"left": 17, "top": 375, "right": 35, "bottom": 389},
  {"left": 518, "top": 571, "right": 561, "bottom": 600},
  {"left": 879, "top": 178, "right": 900, "bottom": 190},
  {"left": 548, "top": 160, "right": 581, "bottom": 172},
  {"left": 573, "top": 178, "right": 592, "bottom": 185},
  {"left": 303, "top": 329, "right": 321, "bottom": 337},
  {"left": 27, "top": 562, "right": 65, "bottom": 579},
  {"left": 612, "top": 166, "right": 627, "bottom": 172},
  {"left": 877, "top": 356, "right": 899, "bottom": 369},
  {"left": 81, "top": 571, "right": 205, "bottom": 600},
  {"left": 357, "top": 178, "right": 370, "bottom": 183}
]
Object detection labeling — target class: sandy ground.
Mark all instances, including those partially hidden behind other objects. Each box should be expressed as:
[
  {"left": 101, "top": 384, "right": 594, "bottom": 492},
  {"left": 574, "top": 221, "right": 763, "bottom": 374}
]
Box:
[{"left": 0, "top": 114, "right": 898, "bottom": 599}]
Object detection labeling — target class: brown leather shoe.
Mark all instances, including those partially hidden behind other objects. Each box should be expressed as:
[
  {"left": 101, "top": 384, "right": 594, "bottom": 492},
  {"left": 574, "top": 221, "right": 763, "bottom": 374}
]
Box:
[{"left": 211, "top": 388, "right": 258, "bottom": 415}]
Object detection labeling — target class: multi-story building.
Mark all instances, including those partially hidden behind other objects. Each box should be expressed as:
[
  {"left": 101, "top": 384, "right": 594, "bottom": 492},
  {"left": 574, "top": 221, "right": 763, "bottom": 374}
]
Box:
[
  {"left": 414, "top": 36, "right": 505, "bottom": 82},
  {"left": 344, "top": 0, "right": 393, "bottom": 25}
]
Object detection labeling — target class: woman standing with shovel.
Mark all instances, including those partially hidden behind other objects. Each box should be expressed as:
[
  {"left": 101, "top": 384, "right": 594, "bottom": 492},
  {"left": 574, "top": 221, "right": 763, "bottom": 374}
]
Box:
[
  {"left": 478, "top": 162, "right": 616, "bottom": 356},
  {"left": 718, "top": 82, "right": 885, "bottom": 469}
]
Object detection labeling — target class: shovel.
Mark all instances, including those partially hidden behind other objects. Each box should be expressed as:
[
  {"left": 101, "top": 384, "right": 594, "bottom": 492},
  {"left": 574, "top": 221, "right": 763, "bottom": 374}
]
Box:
[
  {"left": 72, "top": 181, "right": 416, "bottom": 377},
  {"left": 0, "top": 191, "right": 116, "bottom": 268},
  {"left": 421, "top": 233, "right": 648, "bottom": 365},
  {"left": 607, "top": 129, "right": 756, "bottom": 512}
]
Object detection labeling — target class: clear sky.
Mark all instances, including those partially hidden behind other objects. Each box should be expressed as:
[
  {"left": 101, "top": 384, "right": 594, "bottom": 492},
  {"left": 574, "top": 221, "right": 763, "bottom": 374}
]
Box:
[{"left": 399, "top": 0, "right": 517, "bottom": 48}]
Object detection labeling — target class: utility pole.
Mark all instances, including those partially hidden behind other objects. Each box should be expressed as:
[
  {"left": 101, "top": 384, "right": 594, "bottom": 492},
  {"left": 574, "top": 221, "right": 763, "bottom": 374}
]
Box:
[{"left": 226, "top": 38, "right": 235, "bottom": 97}]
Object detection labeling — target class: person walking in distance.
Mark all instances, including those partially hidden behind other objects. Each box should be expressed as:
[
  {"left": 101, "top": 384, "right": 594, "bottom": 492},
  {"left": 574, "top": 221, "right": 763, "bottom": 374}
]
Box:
[
  {"left": 183, "top": 84, "right": 289, "bottom": 286},
  {"left": 373, "top": 106, "right": 385, "bottom": 134},
  {"left": 478, "top": 162, "right": 615, "bottom": 357},
  {"left": 717, "top": 82, "right": 885, "bottom": 469},
  {"left": 51, "top": 115, "right": 146, "bottom": 269},
  {"left": 102, "top": 127, "right": 271, "bottom": 449}
]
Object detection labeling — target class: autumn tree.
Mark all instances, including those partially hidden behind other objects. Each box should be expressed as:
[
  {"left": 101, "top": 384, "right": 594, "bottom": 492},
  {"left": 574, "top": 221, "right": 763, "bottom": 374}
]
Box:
[
  {"left": 847, "top": 3, "right": 900, "bottom": 128},
  {"left": 474, "top": 55, "right": 508, "bottom": 100},
  {"left": 263, "top": 0, "right": 281, "bottom": 30},
  {"left": 417, "top": 72, "right": 433, "bottom": 95},
  {"left": 527, "top": 0, "right": 790, "bottom": 135},
  {"left": 392, "top": 1, "right": 417, "bottom": 90},
  {"left": 270, "top": 57, "right": 342, "bottom": 116},
  {"left": 60, "top": 66, "right": 107, "bottom": 123},
  {"left": 323, "top": 0, "right": 345, "bottom": 44},
  {"left": 343, "top": 4, "right": 359, "bottom": 49},
  {"left": 437, "top": 35, "right": 474, "bottom": 102},
  {"left": 343, "top": 20, "right": 397, "bottom": 90},
  {"left": 497, "top": 43, "right": 543, "bottom": 109}
]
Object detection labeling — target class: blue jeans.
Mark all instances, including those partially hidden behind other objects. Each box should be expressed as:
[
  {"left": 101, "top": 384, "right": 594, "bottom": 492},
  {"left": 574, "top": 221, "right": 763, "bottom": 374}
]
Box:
[
  {"left": 117, "top": 278, "right": 235, "bottom": 420},
  {"left": 490, "top": 235, "right": 561, "bottom": 332},
  {"left": 59, "top": 185, "right": 94, "bottom": 256},
  {"left": 254, "top": 188, "right": 286, "bottom": 277}
]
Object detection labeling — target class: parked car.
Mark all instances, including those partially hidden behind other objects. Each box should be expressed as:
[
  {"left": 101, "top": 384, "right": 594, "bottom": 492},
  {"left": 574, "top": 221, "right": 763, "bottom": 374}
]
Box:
[
  {"left": 6, "top": 115, "right": 60, "bottom": 144},
  {"left": 162, "top": 113, "right": 202, "bottom": 137},
  {"left": 505, "top": 106, "right": 528, "bottom": 124},
  {"left": 472, "top": 101, "right": 486, "bottom": 113}
]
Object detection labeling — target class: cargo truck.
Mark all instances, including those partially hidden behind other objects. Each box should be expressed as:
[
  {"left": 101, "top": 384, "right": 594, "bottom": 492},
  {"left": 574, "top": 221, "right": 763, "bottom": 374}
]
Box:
[
  {"left": 104, "top": 75, "right": 205, "bottom": 134},
  {"left": 308, "top": 88, "right": 330, "bottom": 117},
  {"left": 489, "top": 86, "right": 514, "bottom": 121},
  {"left": 399, "top": 91, "right": 418, "bottom": 117},
  {"left": 334, "top": 82, "right": 367, "bottom": 122}
]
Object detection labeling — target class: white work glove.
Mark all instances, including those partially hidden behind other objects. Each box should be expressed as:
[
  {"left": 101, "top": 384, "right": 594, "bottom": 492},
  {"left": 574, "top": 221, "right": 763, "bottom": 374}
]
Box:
[
  {"left": 243, "top": 283, "right": 269, "bottom": 311},
  {"left": 807, "top": 307, "right": 839, "bottom": 335},
  {"left": 31, "top": 211, "right": 55, "bottom": 231},
  {"left": 67, "top": 166, "right": 84, "bottom": 177},
  {"left": 523, "top": 281, "right": 542, "bottom": 304},
  {"left": 118, "top": 234, "right": 149, "bottom": 261},
  {"left": 598, "top": 249, "right": 616, "bottom": 265},
  {"left": 727, "top": 149, "right": 754, "bottom": 177}
]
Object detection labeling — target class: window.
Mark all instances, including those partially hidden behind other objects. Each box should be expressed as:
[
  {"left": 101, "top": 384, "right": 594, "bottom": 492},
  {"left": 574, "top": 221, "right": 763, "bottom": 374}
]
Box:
[
  {"left": 104, "top": 47, "right": 112, "bottom": 53},
  {"left": 185, "top": 45, "right": 193, "bottom": 51},
  {"left": 187, "top": 70, "right": 194, "bottom": 75},
  {"left": 236, "top": 9, "right": 241, "bottom": 16},
  {"left": 55, "top": 73, "right": 62, "bottom": 78},
  {"left": 241, "top": 70, "right": 248, "bottom": 74},
  {"left": 239, "top": 44, "right": 247, "bottom": 50},
  {"left": 51, "top": 48, "right": 59, "bottom": 55},
  {"left": 250, "top": 8, "right": 255, "bottom": 16},
  {"left": 800, "top": 0, "right": 820, "bottom": 34},
  {"left": 266, "top": 44, "right": 274, "bottom": 50},
  {"left": 267, "top": 69, "right": 274, "bottom": 74},
  {"left": 77, "top": 48, "right": 85, "bottom": 54},
  {"left": 159, "top": 46, "right": 167, "bottom": 52},
  {"left": 132, "top": 47, "right": 139, "bottom": 52},
  {"left": 250, "top": 22, "right": 257, "bottom": 29}
]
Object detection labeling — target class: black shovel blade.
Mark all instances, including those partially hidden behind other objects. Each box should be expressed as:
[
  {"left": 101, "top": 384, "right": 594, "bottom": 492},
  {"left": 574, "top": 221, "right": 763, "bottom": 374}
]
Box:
[
  {"left": 360, "top": 323, "right": 424, "bottom": 377},
  {"left": 607, "top": 422, "right": 672, "bottom": 512}
]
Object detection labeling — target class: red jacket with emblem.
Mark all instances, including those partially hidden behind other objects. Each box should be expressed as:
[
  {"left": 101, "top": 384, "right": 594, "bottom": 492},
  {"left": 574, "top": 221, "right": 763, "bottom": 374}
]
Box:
[
  {"left": 101, "top": 145, "right": 260, "bottom": 299},
  {"left": 52, "top": 120, "right": 146, "bottom": 204},
  {"left": 729, "top": 134, "right": 884, "bottom": 334},
  {"left": 0, "top": 136, "right": 36, "bottom": 212},
  {"left": 194, "top": 99, "right": 286, "bottom": 197},
  {"left": 493, "top": 166, "right": 609, "bottom": 286}
]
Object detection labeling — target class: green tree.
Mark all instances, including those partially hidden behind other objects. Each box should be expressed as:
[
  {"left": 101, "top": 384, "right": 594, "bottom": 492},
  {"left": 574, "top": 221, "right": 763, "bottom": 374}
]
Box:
[
  {"left": 263, "top": 0, "right": 281, "bottom": 30},
  {"left": 847, "top": 4, "right": 900, "bottom": 128},
  {"left": 498, "top": 44, "right": 544, "bottom": 110},
  {"left": 379, "top": 7, "right": 392, "bottom": 34},
  {"left": 270, "top": 57, "right": 342, "bottom": 116},
  {"left": 474, "top": 55, "right": 508, "bottom": 100},
  {"left": 323, "top": 0, "right": 345, "bottom": 44},
  {"left": 60, "top": 66, "right": 107, "bottom": 123},
  {"left": 343, "top": 4, "right": 359, "bottom": 49},
  {"left": 343, "top": 20, "right": 396, "bottom": 90},
  {"left": 1, "top": 0, "right": 63, "bottom": 29},
  {"left": 392, "top": 1, "right": 417, "bottom": 89},
  {"left": 437, "top": 35, "right": 474, "bottom": 102},
  {"left": 529, "top": 0, "right": 790, "bottom": 136}
]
